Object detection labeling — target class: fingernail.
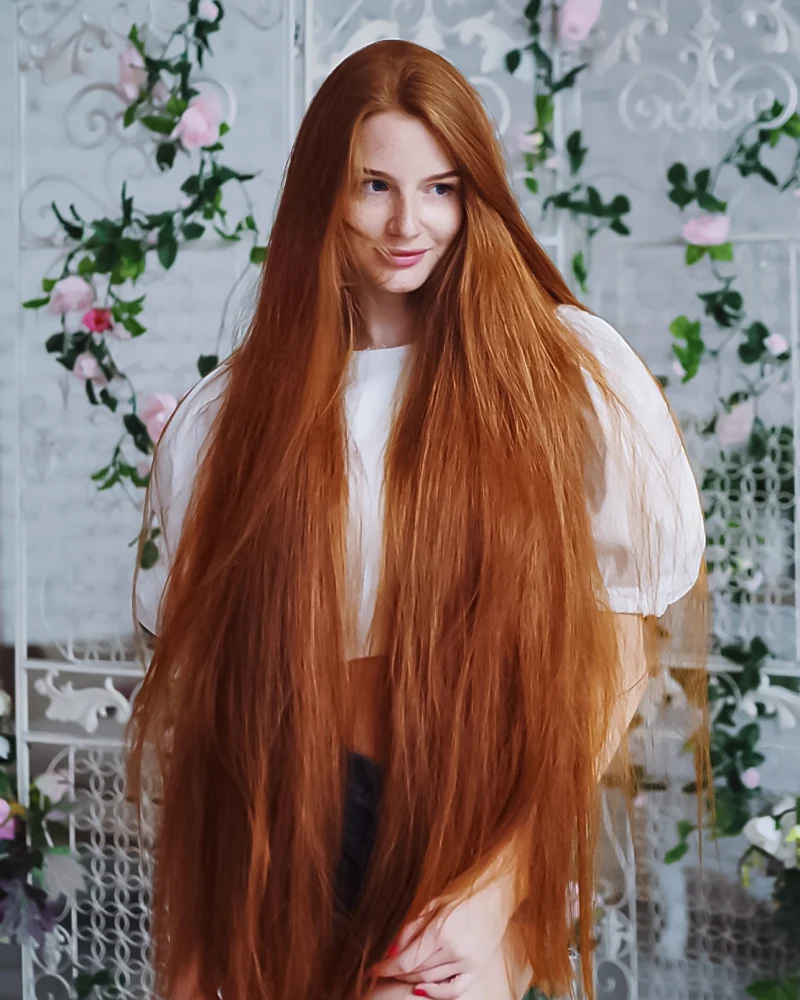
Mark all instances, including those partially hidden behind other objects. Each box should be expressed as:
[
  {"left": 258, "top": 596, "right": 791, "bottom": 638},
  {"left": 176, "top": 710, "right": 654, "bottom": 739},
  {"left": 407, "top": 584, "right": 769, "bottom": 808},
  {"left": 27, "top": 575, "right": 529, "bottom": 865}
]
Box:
[
  {"left": 412, "top": 990, "right": 429, "bottom": 998},
  {"left": 386, "top": 942, "right": 400, "bottom": 957}
]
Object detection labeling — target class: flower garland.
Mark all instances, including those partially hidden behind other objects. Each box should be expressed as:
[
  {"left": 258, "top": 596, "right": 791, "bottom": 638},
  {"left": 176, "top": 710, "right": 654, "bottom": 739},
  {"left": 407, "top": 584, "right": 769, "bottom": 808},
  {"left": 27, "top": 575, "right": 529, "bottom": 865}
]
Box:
[
  {"left": 0, "top": 688, "right": 86, "bottom": 954},
  {"left": 505, "top": 0, "right": 630, "bottom": 292},
  {"left": 655, "top": 99, "right": 800, "bottom": 990},
  {"left": 21, "top": 0, "right": 265, "bottom": 569}
]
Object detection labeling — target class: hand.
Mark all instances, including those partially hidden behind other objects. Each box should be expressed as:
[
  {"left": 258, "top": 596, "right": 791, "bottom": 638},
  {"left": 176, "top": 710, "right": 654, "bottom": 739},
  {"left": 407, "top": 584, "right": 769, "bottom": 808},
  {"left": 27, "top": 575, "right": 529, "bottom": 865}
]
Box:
[{"left": 368, "top": 870, "right": 517, "bottom": 999}]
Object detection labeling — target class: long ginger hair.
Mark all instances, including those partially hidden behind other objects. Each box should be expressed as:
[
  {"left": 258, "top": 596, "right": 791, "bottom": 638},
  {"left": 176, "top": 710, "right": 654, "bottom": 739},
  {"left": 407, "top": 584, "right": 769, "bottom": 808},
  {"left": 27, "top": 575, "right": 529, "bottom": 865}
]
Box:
[{"left": 128, "top": 39, "right": 709, "bottom": 1000}]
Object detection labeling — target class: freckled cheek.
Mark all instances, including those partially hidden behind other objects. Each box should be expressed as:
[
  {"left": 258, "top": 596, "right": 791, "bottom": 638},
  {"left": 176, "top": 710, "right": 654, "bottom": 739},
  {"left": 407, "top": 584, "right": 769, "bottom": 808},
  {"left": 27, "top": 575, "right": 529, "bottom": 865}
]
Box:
[{"left": 425, "top": 203, "right": 463, "bottom": 247}]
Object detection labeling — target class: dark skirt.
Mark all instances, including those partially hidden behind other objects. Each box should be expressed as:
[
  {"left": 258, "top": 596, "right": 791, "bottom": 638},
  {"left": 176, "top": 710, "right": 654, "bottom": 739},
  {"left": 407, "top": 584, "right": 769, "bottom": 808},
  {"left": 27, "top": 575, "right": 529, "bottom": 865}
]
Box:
[{"left": 334, "top": 750, "right": 385, "bottom": 919}]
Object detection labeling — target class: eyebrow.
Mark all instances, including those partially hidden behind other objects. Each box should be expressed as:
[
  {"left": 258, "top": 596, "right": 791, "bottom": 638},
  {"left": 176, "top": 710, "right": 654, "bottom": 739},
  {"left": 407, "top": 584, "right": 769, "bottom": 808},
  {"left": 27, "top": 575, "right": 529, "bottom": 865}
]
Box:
[{"left": 363, "top": 168, "right": 461, "bottom": 183}]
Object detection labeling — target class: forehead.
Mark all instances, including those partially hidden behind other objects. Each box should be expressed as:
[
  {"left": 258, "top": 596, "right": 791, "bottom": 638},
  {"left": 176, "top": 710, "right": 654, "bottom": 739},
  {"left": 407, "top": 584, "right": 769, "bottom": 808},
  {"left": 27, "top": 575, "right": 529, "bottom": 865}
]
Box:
[{"left": 356, "top": 111, "right": 456, "bottom": 175}]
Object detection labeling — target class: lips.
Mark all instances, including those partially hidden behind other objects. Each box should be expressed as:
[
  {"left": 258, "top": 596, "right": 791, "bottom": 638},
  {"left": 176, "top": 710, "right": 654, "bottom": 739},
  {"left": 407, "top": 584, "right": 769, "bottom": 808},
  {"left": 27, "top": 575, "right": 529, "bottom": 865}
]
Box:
[{"left": 383, "top": 248, "right": 430, "bottom": 268}]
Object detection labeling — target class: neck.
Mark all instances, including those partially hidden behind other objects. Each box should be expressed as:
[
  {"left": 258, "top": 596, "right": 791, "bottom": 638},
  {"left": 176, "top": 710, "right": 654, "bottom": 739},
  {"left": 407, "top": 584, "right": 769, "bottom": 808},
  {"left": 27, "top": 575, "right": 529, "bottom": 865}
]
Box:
[{"left": 357, "top": 284, "right": 415, "bottom": 349}]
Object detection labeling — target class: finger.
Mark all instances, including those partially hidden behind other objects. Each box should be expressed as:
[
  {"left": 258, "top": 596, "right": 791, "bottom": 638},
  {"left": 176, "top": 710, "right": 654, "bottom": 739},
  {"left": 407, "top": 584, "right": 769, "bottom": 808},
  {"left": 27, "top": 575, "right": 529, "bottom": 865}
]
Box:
[
  {"left": 410, "top": 972, "right": 477, "bottom": 999},
  {"left": 387, "top": 961, "right": 466, "bottom": 985},
  {"left": 371, "top": 940, "right": 444, "bottom": 980}
]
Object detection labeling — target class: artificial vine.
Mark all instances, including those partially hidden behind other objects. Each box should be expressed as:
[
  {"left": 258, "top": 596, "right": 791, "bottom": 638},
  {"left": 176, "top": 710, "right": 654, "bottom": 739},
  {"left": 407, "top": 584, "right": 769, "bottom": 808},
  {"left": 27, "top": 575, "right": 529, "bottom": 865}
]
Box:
[
  {"left": 505, "top": 0, "right": 631, "bottom": 292},
  {"left": 22, "top": 0, "right": 265, "bottom": 567},
  {"left": 658, "top": 99, "right": 800, "bottom": 977}
]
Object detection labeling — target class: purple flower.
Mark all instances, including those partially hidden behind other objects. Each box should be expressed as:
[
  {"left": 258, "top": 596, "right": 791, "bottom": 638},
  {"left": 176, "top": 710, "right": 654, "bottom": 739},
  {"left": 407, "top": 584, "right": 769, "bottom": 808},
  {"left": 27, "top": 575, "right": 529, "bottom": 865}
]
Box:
[{"left": 741, "top": 767, "right": 761, "bottom": 790}]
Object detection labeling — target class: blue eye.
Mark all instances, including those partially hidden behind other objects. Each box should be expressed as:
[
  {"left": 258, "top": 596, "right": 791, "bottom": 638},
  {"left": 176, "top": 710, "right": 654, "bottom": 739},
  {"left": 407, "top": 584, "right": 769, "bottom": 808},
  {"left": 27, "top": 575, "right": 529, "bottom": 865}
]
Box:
[
  {"left": 364, "top": 179, "right": 388, "bottom": 193},
  {"left": 432, "top": 183, "right": 455, "bottom": 196}
]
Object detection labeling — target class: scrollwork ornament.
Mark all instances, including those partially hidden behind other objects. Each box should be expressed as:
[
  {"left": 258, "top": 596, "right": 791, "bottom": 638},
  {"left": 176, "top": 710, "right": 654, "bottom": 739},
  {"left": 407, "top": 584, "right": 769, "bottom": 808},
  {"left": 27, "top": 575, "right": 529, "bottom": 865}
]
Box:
[
  {"left": 618, "top": 0, "right": 799, "bottom": 133},
  {"left": 18, "top": 7, "right": 115, "bottom": 84},
  {"left": 742, "top": 0, "right": 800, "bottom": 58},
  {"left": 33, "top": 673, "right": 132, "bottom": 733}
]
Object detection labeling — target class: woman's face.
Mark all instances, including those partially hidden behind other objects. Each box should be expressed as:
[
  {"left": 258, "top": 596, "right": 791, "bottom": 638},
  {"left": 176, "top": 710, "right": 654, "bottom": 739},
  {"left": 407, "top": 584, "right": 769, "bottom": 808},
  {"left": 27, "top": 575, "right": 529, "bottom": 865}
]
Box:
[{"left": 346, "top": 111, "right": 464, "bottom": 295}]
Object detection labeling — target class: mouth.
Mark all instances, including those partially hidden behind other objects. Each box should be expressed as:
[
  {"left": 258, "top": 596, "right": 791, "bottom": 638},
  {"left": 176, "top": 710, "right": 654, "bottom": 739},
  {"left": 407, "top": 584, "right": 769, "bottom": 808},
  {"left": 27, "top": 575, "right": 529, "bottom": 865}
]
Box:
[{"left": 381, "top": 248, "right": 430, "bottom": 268}]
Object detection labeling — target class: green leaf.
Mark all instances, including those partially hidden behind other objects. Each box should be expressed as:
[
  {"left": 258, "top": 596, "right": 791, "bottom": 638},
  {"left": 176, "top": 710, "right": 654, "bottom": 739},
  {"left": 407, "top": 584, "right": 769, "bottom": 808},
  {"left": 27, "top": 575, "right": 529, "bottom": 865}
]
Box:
[
  {"left": 586, "top": 186, "right": 603, "bottom": 215},
  {"left": 244, "top": 214, "right": 257, "bottom": 232},
  {"left": 140, "top": 540, "right": 160, "bottom": 571},
  {"left": 249, "top": 245, "right": 267, "bottom": 265},
  {"left": 219, "top": 121, "right": 230, "bottom": 137},
  {"left": 572, "top": 251, "right": 588, "bottom": 293},
  {"left": 524, "top": 176, "right": 539, "bottom": 194},
  {"left": 123, "top": 104, "right": 137, "bottom": 129},
  {"left": 757, "top": 164, "right": 779, "bottom": 186},
  {"left": 523, "top": 0, "right": 541, "bottom": 20},
  {"left": 611, "top": 194, "right": 630, "bottom": 215},
  {"left": 565, "top": 130, "right": 587, "bottom": 175},
  {"left": 165, "top": 94, "right": 188, "bottom": 117},
  {"left": 677, "top": 820, "right": 695, "bottom": 839},
  {"left": 197, "top": 354, "right": 219, "bottom": 378},
  {"left": 781, "top": 113, "right": 800, "bottom": 138},
  {"left": 157, "top": 227, "right": 178, "bottom": 270},
  {"left": 746, "top": 977, "right": 799, "bottom": 1000},
  {"left": 140, "top": 115, "right": 176, "bottom": 136},
  {"left": 23, "top": 296, "right": 51, "bottom": 309},
  {"left": 45, "top": 333, "right": 65, "bottom": 354},
  {"left": 535, "top": 93, "right": 554, "bottom": 128},
  {"left": 668, "top": 187, "right": 694, "bottom": 209},
  {"left": 694, "top": 168, "right": 711, "bottom": 191},
  {"left": 156, "top": 142, "right": 177, "bottom": 171},
  {"left": 505, "top": 50, "right": 521, "bottom": 74},
  {"left": 697, "top": 191, "right": 728, "bottom": 213},
  {"left": 609, "top": 218, "right": 630, "bottom": 236},
  {"left": 181, "top": 222, "right": 205, "bottom": 240},
  {"left": 667, "top": 162, "right": 689, "bottom": 186},
  {"left": 124, "top": 413, "right": 147, "bottom": 437},
  {"left": 685, "top": 244, "right": 706, "bottom": 265},
  {"left": 51, "top": 201, "right": 83, "bottom": 240},
  {"left": 663, "top": 842, "right": 689, "bottom": 864},
  {"left": 122, "top": 316, "right": 146, "bottom": 337},
  {"left": 708, "top": 242, "right": 734, "bottom": 261},
  {"left": 551, "top": 63, "right": 588, "bottom": 95},
  {"left": 99, "top": 390, "right": 118, "bottom": 413},
  {"left": 42, "top": 278, "right": 57, "bottom": 292},
  {"left": 181, "top": 175, "right": 201, "bottom": 195},
  {"left": 77, "top": 256, "right": 95, "bottom": 276}
]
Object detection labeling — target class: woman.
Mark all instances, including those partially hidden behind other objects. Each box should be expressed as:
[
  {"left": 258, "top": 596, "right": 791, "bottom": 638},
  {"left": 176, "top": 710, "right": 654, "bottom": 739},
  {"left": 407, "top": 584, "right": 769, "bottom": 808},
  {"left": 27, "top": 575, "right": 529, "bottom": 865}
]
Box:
[{"left": 129, "top": 39, "right": 707, "bottom": 1000}]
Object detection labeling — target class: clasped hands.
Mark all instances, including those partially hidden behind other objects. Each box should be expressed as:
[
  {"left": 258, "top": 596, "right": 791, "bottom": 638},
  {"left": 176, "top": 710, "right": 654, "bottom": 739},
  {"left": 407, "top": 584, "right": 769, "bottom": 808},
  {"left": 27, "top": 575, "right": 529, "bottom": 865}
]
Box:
[{"left": 367, "top": 867, "right": 518, "bottom": 999}]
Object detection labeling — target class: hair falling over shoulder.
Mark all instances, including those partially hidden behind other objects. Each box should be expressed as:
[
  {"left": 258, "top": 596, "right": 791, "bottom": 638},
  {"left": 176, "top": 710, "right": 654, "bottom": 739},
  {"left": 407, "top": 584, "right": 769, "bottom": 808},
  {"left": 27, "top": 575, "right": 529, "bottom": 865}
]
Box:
[{"left": 127, "top": 39, "right": 710, "bottom": 1000}]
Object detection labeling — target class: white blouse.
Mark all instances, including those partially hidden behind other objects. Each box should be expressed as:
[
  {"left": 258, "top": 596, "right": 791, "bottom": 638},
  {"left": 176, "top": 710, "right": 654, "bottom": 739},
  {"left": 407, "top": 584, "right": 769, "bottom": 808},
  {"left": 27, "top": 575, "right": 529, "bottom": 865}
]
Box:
[{"left": 135, "top": 305, "right": 706, "bottom": 653}]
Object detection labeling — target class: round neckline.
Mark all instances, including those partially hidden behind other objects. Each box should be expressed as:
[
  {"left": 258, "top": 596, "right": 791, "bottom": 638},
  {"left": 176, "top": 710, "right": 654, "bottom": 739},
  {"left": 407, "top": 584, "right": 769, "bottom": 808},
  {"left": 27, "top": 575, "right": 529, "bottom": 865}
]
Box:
[{"left": 349, "top": 342, "right": 413, "bottom": 379}]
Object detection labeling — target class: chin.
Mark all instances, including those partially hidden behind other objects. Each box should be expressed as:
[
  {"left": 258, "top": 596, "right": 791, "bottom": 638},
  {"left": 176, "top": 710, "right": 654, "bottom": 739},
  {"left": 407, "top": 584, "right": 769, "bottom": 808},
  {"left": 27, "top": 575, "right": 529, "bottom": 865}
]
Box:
[{"left": 373, "top": 267, "right": 435, "bottom": 295}]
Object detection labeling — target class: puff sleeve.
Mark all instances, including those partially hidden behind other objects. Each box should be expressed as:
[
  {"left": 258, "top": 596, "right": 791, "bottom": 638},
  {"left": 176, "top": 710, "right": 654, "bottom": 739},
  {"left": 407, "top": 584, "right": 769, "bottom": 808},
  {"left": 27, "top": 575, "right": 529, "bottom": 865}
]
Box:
[
  {"left": 134, "top": 369, "right": 228, "bottom": 635},
  {"left": 559, "top": 305, "right": 706, "bottom": 618}
]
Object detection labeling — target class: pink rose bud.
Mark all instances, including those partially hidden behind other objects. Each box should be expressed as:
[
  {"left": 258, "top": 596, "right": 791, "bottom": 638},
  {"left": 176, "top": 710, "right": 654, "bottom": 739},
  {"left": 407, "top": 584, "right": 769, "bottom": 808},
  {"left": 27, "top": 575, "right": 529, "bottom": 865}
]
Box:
[
  {"left": 515, "top": 123, "right": 544, "bottom": 154},
  {"left": 136, "top": 458, "right": 152, "bottom": 479},
  {"left": 765, "top": 333, "right": 788, "bottom": 356},
  {"left": 558, "top": 0, "right": 603, "bottom": 46},
  {"left": 140, "top": 393, "right": 178, "bottom": 444},
  {"left": 82, "top": 307, "right": 114, "bottom": 334},
  {"left": 72, "top": 353, "right": 108, "bottom": 385},
  {"left": 672, "top": 360, "right": 686, "bottom": 378},
  {"left": 198, "top": 0, "right": 220, "bottom": 20},
  {"left": 682, "top": 214, "right": 731, "bottom": 247},
  {"left": 741, "top": 767, "right": 760, "bottom": 790},
  {"left": 118, "top": 43, "right": 147, "bottom": 102},
  {"left": 48, "top": 276, "right": 94, "bottom": 315},
  {"left": 716, "top": 399, "right": 754, "bottom": 447},
  {"left": 0, "top": 799, "right": 15, "bottom": 841},
  {"left": 173, "top": 96, "right": 222, "bottom": 150}
]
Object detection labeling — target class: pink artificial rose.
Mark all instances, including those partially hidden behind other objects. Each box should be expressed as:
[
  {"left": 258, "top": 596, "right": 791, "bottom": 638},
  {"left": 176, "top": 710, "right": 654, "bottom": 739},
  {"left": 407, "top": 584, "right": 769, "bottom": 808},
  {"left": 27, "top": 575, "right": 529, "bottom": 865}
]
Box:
[
  {"left": 82, "top": 307, "right": 114, "bottom": 334},
  {"left": 72, "top": 352, "right": 108, "bottom": 385},
  {"left": 765, "top": 333, "right": 789, "bottom": 356},
  {"left": 558, "top": 0, "right": 603, "bottom": 46},
  {"left": 716, "top": 399, "right": 754, "bottom": 447},
  {"left": 682, "top": 214, "right": 731, "bottom": 247},
  {"left": 0, "top": 799, "right": 15, "bottom": 841},
  {"left": 140, "top": 393, "right": 178, "bottom": 443},
  {"left": 48, "top": 276, "right": 93, "bottom": 315},
  {"left": 515, "top": 122, "right": 543, "bottom": 154},
  {"left": 198, "top": 0, "right": 220, "bottom": 20},
  {"left": 741, "top": 767, "right": 760, "bottom": 790},
  {"left": 118, "top": 44, "right": 147, "bottom": 102},
  {"left": 136, "top": 457, "right": 152, "bottom": 479},
  {"left": 173, "top": 96, "right": 222, "bottom": 150}
]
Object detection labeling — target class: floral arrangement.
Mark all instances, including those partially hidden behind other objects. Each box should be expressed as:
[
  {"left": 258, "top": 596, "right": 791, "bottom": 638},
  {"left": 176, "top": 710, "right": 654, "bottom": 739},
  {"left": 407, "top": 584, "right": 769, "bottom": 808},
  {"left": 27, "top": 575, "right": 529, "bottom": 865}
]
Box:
[
  {"left": 506, "top": 0, "right": 630, "bottom": 291},
  {"left": 21, "top": 0, "right": 264, "bottom": 569},
  {"left": 0, "top": 687, "right": 85, "bottom": 949}
]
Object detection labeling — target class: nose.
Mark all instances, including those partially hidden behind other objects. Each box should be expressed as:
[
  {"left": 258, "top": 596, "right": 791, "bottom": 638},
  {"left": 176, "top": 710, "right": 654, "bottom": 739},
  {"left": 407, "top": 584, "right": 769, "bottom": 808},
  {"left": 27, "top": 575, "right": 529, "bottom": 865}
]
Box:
[{"left": 387, "top": 193, "right": 420, "bottom": 239}]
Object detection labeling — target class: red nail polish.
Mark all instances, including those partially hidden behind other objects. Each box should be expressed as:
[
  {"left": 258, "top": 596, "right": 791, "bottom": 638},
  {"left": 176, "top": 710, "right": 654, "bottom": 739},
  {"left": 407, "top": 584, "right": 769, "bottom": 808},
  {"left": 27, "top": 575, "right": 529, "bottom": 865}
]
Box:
[
  {"left": 412, "top": 990, "right": 429, "bottom": 998},
  {"left": 386, "top": 942, "right": 400, "bottom": 957}
]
